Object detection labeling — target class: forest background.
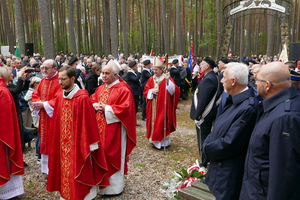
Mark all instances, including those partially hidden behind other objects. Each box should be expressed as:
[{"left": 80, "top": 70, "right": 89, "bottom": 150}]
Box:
[{"left": 0, "top": 0, "right": 299, "bottom": 60}]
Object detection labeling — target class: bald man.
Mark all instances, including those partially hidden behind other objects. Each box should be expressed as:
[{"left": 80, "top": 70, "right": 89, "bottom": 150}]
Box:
[{"left": 240, "top": 62, "right": 300, "bottom": 200}]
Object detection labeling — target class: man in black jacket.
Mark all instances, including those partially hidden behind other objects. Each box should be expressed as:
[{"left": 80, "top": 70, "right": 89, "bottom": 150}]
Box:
[
  {"left": 190, "top": 57, "right": 218, "bottom": 167},
  {"left": 240, "top": 62, "right": 300, "bottom": 200},
  {"left": 141, "top": 60, "right": 153, "bottom": 121},
  {"left": 203, "top": 62, "right": 258, "bottom": 200},
  {"left": 127, "top": 61, "right": 142, "bottom": 126},
  {"left": 68, "top": 57, "right": 85, "bottom": 89},
  {"left": 170, "top": 59, "right": 181, "bottom": 90}
]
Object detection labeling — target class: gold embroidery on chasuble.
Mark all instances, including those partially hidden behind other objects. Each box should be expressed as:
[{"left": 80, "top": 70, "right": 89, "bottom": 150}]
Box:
[
  {"left": 40, "top": 81, "right": 52, "bottom": 151},
  {"left": 96, "top": 87, "right": 111, "bottom": 147},
  {"left": 60, "top": 99, "right": 74, "bottom": 200}
]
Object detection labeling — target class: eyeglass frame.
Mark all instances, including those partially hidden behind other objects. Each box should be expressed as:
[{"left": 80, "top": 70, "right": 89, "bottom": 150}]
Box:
[
  {"left": 254, "top": 77, "right": 274, "bottom": 86},
  {"left": 40, "top": 66, "right": 54, "bottom": 71}
]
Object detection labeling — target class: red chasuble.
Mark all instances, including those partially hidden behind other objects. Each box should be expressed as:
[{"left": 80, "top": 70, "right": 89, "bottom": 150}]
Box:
[
  {"left": 32, "top": 72, "right": 62, "bottom": 154},
  {"left": 90, "top": 79, "right": 136, "bottom": 179},
  {"left": 0, "top": 78, "right": 24, "bottom": 186},
  {"left": 143, "top": 76, "right": 180, "bottom": 142},
  {"left": 46, "top": 89, "right": 109, "bottom": 200}
]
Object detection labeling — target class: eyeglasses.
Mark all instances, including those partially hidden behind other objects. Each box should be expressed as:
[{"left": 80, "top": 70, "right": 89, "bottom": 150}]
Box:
[
  {"left": 255, "top": 78, "right": 274, "bottom": 86},
  {"left": 41, "top": 67, "right": 53, "bottom": 71},
  {"left": 58, "top": 78, "right": 70, "bottom": 82}
]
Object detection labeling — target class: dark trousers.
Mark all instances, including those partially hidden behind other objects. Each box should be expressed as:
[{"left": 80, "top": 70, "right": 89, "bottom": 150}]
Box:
[
  {"left": 134, "top": 95, "right": 139, "bottom": 114},
  {"left": 36, "top": 133, "right": 41, "bottom": 159},
  {"left": 196, "top": 119, "right": 213, "bottom": 167},
  {"left": 142, "top": 95, "right": 146, "bottom": 120}
]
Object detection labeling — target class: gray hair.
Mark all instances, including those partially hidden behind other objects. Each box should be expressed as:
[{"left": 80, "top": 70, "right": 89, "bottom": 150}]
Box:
[{"left": 226, "top": 63, "right": 248, "bottom": 85}]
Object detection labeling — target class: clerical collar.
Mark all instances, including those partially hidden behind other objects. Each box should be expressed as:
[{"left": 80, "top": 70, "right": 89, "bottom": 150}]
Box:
[
  {"left": 63, "top": 84, "right": 80, "bottom": 99},
  {"left": 46, "top": 71, "right": 58, "bottom": 79},
  {"left": 106, "top": 79, "right": 120, "bottom": 88}
]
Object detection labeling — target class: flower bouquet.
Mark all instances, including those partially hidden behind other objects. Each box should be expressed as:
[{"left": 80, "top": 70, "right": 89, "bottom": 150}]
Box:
[{"left": 160, "top": 160, "right": 207, "bottom": 199}]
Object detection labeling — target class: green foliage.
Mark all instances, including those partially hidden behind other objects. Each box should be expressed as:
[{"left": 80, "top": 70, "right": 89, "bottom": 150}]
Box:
[{"left": 258, "top": 32, "right": 267, "bottom": 55}]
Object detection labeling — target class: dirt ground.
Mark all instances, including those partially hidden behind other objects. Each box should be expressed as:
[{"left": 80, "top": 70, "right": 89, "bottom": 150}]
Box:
[{"left": 17, "top": 97, "right": 199, "bottom": 200}]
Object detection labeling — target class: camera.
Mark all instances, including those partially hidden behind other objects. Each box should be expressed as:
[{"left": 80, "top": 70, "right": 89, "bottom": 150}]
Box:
[{"left": 25, "top": 68, "right": 35, "bottom": 73}]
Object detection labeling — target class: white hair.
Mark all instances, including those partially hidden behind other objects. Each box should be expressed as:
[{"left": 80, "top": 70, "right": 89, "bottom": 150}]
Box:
[{"left": 226, "top": 63, "right": 248, "bottom": 85}]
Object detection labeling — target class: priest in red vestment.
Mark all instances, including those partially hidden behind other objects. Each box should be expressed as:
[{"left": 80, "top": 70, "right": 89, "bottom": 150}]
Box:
[
  {"left": 0, "top": 73, "right": 24, "bottom": 199},
  {"left": 90, "top": 60, "right": 136, "bottom": 195},
  {"left": 46, "top": 66, "right": 109, "bottom": 200},
  {"left": 32, "top": 59, "right": 62, "bottom": 174},
  {"left": 143, "top": 57, "right": 180, "bottom": 149}
]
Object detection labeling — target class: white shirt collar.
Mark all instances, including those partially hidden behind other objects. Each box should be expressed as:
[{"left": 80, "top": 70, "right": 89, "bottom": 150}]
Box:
[{"left": 106, "top": 79, "right": 120, "bottom": 88}]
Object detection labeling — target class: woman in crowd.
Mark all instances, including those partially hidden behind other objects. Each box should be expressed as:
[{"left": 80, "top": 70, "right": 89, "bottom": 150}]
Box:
[
  {"left": 25, "top": 76, "right": 42, "bottom": 164},
  {"left": 5, "top": 66, "right": 30, "bottom": 157},
  {"left": 85, "top": 63, "right": 102, "bottom": 96}
]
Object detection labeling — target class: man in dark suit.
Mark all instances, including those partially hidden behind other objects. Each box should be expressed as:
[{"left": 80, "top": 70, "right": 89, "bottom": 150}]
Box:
[
  {"left": 170, "top": 59, "right": 182, "bottom": 90},
  {"left": 68, "top": 57, "right": 85, "bottom": 89},
  {"left": 141, "top": 60, "right": 153, "bottom": 121},
  {"left": 190, "top": 57, "right": 218, "bottom": 167},
  {"left": 240, "top": 62, "right": 300, "bottom": 200},
  {"left": 127, "top": 61, "right": 142, "bottom": 126},
  {"left": 216, "top": 57, "right": 229, "bottom": 102},
  {"left": 203, "top": 62, "right": 258, "bottom": 200}
]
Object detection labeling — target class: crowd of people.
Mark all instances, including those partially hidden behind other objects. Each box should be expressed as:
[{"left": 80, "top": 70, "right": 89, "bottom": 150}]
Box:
[{"left": 0, "top": 49, "right": 300, "bottom": 199}]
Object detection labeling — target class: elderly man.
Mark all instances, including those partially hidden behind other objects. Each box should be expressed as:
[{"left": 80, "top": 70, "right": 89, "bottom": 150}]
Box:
[
  {"left": 32, "top": 59, "right": 62, "bottom": 174},
  {"left": 203, "top": 63, "right": 258, "bottom": 200},
  {"left": 144, "top": 57, "right": 180, "bottom": 149},
  {"left": 190, "top": 57, "right": 219, "bottom": 167},
  {"left": 240, "top": 62, "right": 300, "bottom": 199},
  {"left": 90, "top": 60, "right": 136, "bottom": 195},
  {"left": 46, "top": 66, "right": 109, "bottom": 200}
]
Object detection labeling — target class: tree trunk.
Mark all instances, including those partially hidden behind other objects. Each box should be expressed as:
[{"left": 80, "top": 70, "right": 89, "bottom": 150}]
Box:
[
  {"left": 121, "top": 0, "right": 128, "bottom": 56},
  {"left": 216, "top": 0, "right": 221, "bottom": 58},
  {"left": 103, "top": 0, "right": 111, "bottom": 55},
  {"left": 76, "top": 0, "right": 82, "bottom": 54},
  {"left": 38, "top": 0, "right": 55, "bottom": 58},
  {"left": 143, "top": 0, "right": 147, "bottom": 54},
  {"left": 245, "top": 10, "right": 251, "bottom": 56},
  {"left": 161, "top": 0, "right": 169, "bottom": 54},
  {"left": 48, "top": 0, "right": 55, "bottom": 57},
  {"left": 267, "top": 10, "right": 275, "bottom": 57},
  {"left": 110, "top": 0, "right": 118, "bottom": 57},
  {"left": 15, "top": 0, "right": 25, "bottom": 55},
  {"left": 176, "top": 0, "right": 182, "bottom": 55},
  {"left": 194, "top": 0, "right": 198, "bottom": 57},
  {"left": 67, "top": 0, "right": 76, "bottom": 54},
  {"left": 239, "top": 15, "right": 245, "bottom": 59},
  {"left": 1, "top": 0, "right": 15, "bottom": 54}
]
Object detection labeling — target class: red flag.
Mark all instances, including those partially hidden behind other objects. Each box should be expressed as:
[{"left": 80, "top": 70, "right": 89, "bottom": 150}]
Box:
[
  {"left": 191, "top": 42, "right": 195, "bottom": 66},
  {"left": 150, "top": 49, "right": 154, "bottom": 56},
  {"left": 159, "top": 57, "right": 164, "bottom": 63},
  {"left": 228, "top": 48, "right": 232, "bottom": 58},
  {"left": 297, "top": 61, "right": 300, "bottom": 69}
]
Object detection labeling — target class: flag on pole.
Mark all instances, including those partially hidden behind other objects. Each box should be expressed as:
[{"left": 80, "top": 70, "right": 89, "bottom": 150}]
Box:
[
  {"left": 116, "top": 54, "right": 120, "bottom": 61},
  {"left": 191, "top": 42, "right": 195, "bottom": 66},
  {"left": 228, "top": 48, "right": 232, "bottom": 58},
  {"left": 279, "top": 43, "right": 288, "bottom": 63},
  {"left": 15, "top": 46, "right": 21, "bottom": 59},
  {"left": 150, "top": 49, "right": 154, "bottom": 56},
  {"left": 187, "top": 46, "right": 194, "bottom": 73}
]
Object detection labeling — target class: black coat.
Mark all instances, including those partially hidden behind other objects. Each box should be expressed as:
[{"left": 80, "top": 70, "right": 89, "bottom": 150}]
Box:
[
  {"left": 127, "top": 70, "right": 142, "bottom": 96},
  {"left": 190, "top": 71, "right": 218, "bottom": 121},
  {"left": 85, "top": 72, "right": 99, "bottom": 96},
  {"left": 170, "top": 66, "right": 181, "bottom": 87},
  {"left": 141, "top": 68, "right": 153, "bottom": 89},
  {"left": 203, "top": 88, "right": 258, "bottom": 200},
  {"left": 240, "top": 86, "right": 300, "bottom": 200}
]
